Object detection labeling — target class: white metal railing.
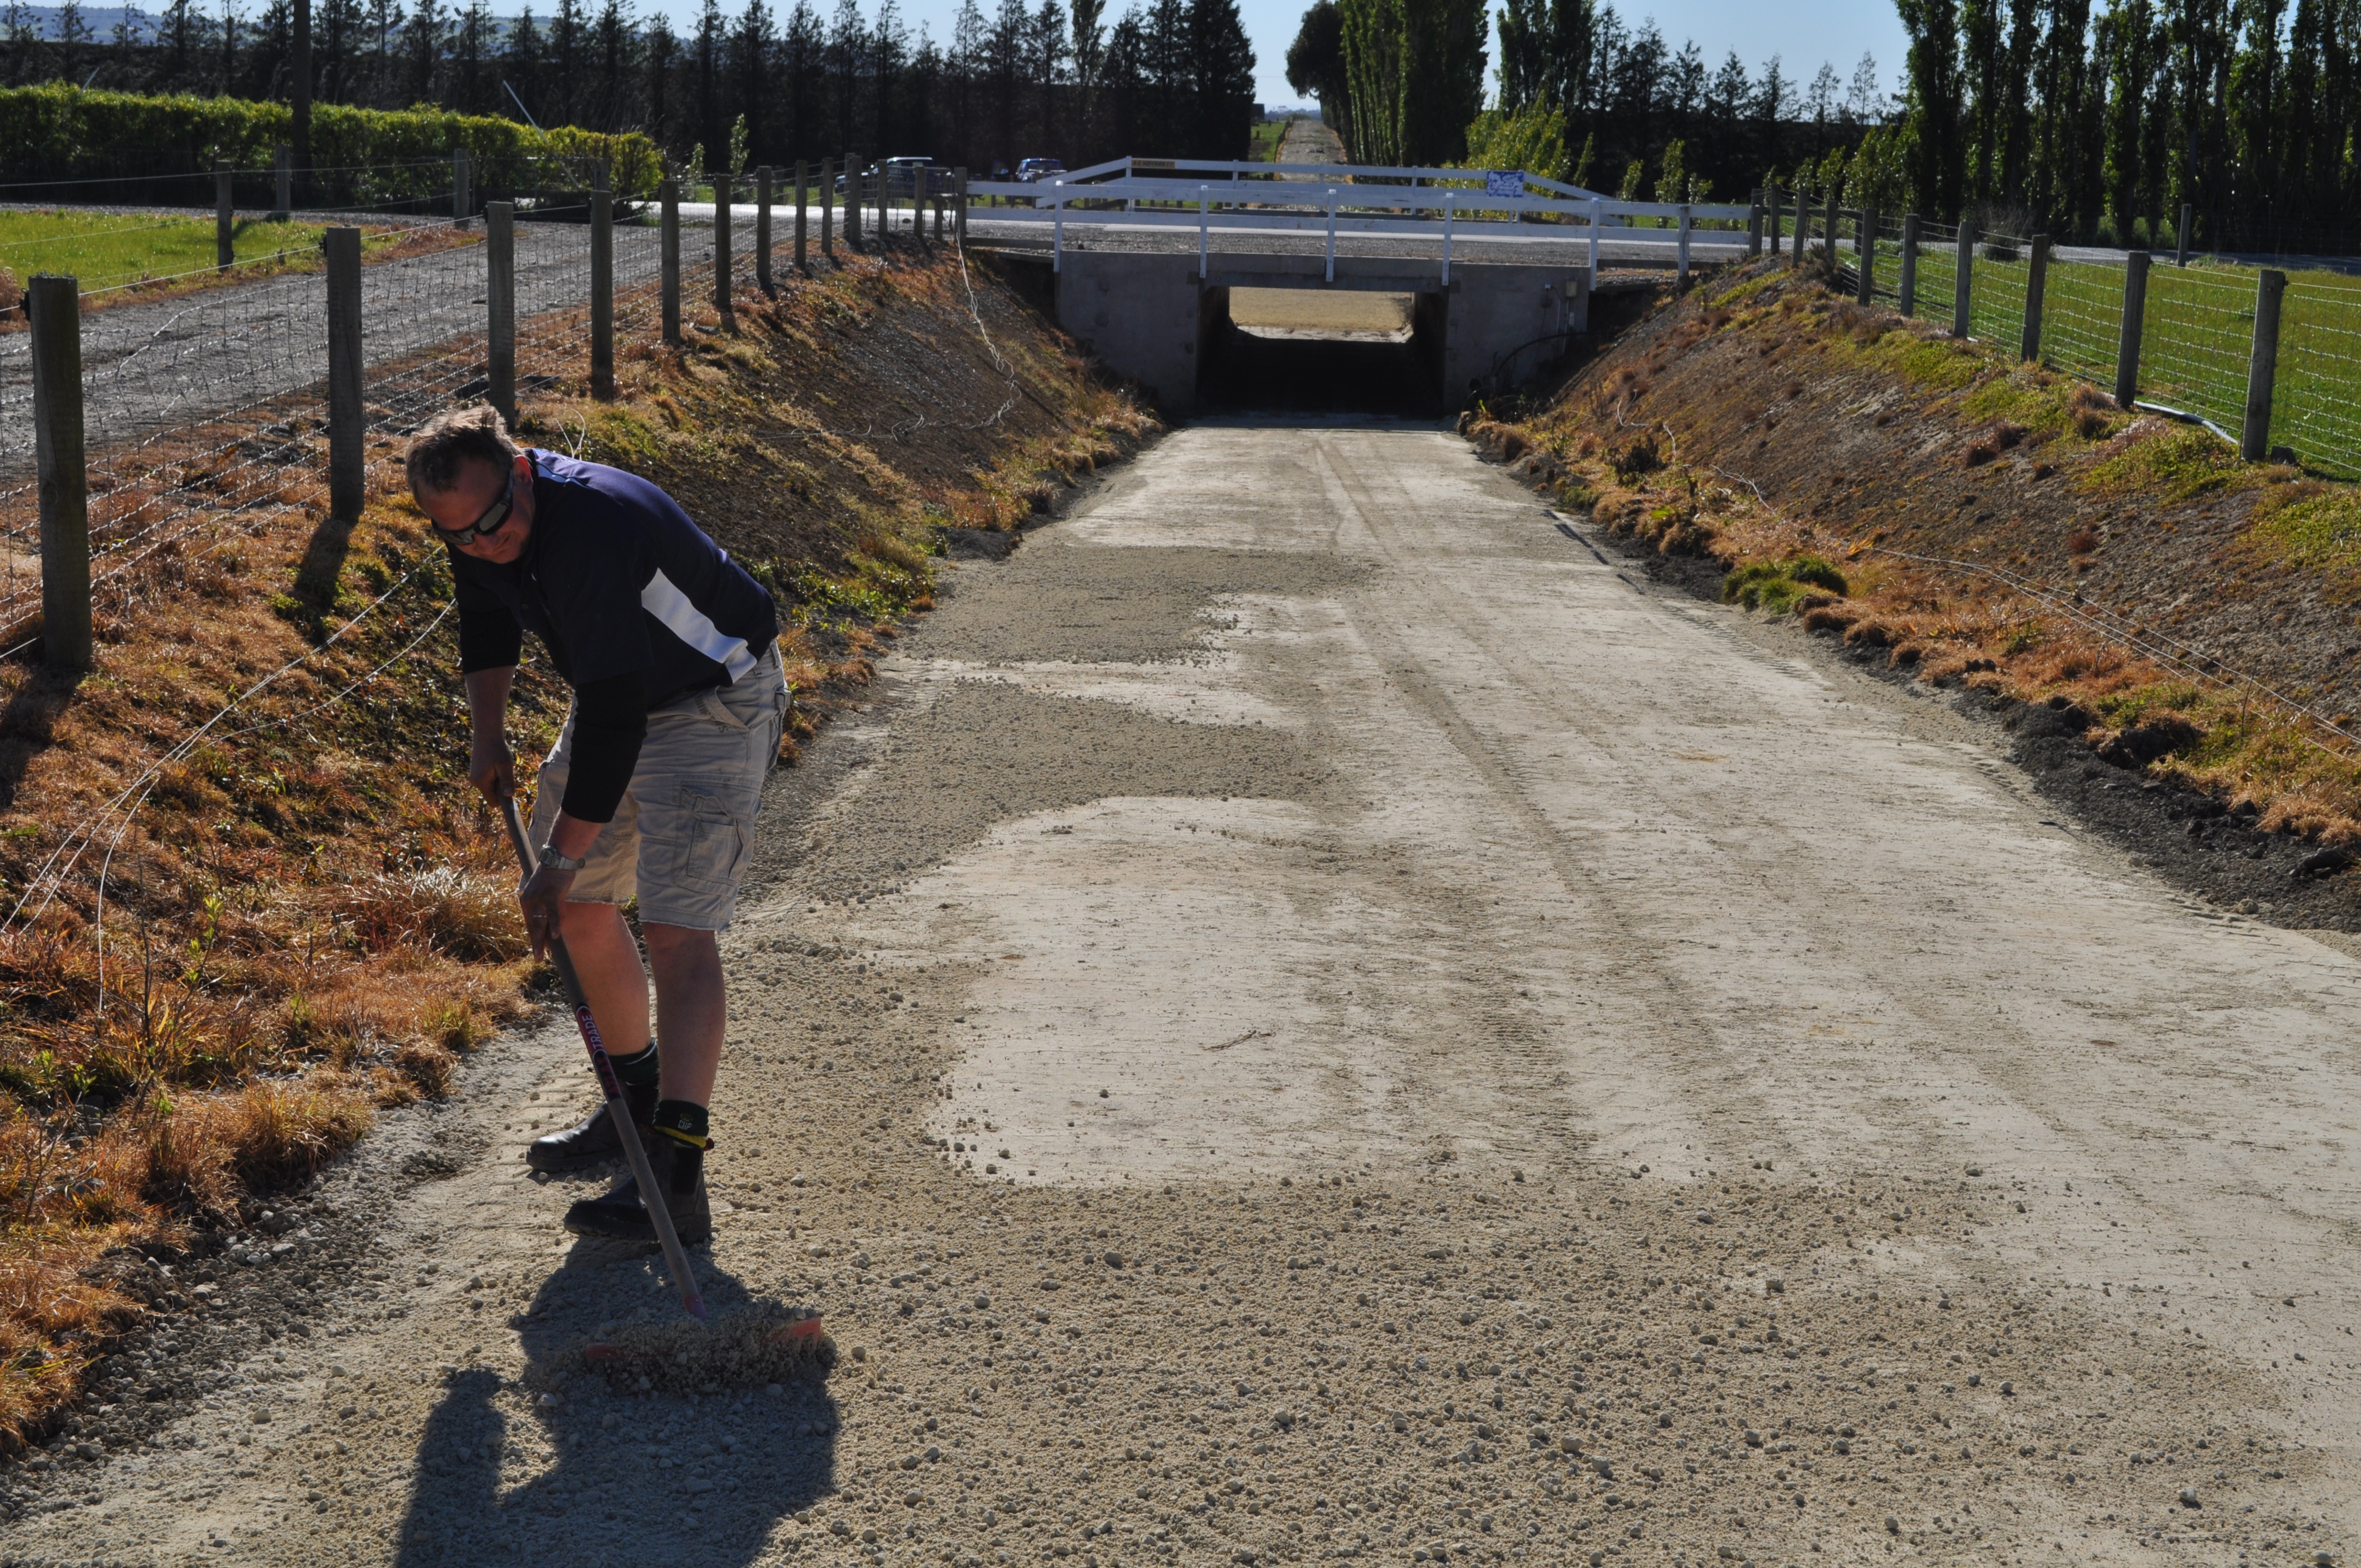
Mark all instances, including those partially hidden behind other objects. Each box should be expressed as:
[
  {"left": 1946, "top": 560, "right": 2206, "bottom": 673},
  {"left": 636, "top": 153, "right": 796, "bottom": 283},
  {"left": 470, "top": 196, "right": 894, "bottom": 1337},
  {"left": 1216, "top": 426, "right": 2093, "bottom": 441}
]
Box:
[{"left": 965, "top": 167, "right": 1749, "bottom": 282}]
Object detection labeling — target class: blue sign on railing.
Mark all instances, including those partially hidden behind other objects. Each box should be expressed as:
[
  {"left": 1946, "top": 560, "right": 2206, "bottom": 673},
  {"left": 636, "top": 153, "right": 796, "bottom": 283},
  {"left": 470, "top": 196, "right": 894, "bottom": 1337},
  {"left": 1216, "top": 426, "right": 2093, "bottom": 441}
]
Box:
[{"left": 1484, "top": 170, "right": 1525, "bottom": 199}]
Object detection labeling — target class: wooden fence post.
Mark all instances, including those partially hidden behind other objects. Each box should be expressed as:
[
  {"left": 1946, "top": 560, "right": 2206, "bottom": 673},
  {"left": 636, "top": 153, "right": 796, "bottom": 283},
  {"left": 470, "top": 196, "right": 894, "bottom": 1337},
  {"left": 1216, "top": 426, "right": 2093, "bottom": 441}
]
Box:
[
  {"left": 1676, "top": 204, "right": 1690, "bottom": 291},
  {"left": 1792, "top": 189, "right": 1809, "bottom": 269},
  {"left": 273, "top": 143, "right": 291, "bottom": 221},
  {"left": 216, "top": 161, "right": 234, "bottom": 270},
  {"left": 1820, "top": 188, "right": 1839, "bottom": 280},
  {"left": 820, "top": 159, "right": 835, "bottom": 258},
  {"left": 794, "top": 160, "right": 808, "bottom": 271},
  {"left": 714, "top": 173, "right": 735, "bottom": 329},
  {"left": 2176, "top": 203, "right": 2192, "bottom": 267},
  {"left": 2241, "top": 268, "right": 2287, "bottom": 462},
  {"left": 486, "top": 202, "right": 515, "bottom": 425},
  {"left": 2113, "top": 249, "right": 2150, "bottom": 410},
  {"left": 1857, "top": 209, "right": 1878, "bottom": 303},
  {"left": 1766, "top": 187, "right": 1782, "bottom": 264},
  {"left": 660, "top": 177, "right": 681, "bottom": 344},
  {"left": 1747, "top": 189, "right": 1762, "bottom": 258},
  {"left": 454, "top": 149, "right": 471, "bottom": 226},
  {"left": 844, "top": 154, "right": 862, "bottom": 249},
  {"left": 756, "top": 165, "right": 774, "bottom": 294},
  {"left": 1952, "top": 222, "right": 1977, "bottom": 339},
  {"left": 2020, "top": 235, "right": 2050, "bottom": 362},
  {"left": 28, "top": 275, "right": 90, "bottom": 674},
  {"left": 1898, "top": 214, "right": 1920, "bottom": 316},
  {"left": 324, "top": 228, "right": 364, "bottom": 524},
  {"left": 955, "top": 167, "right": 968, "bottom": 251},
  {"left": 590, "top": 165, "right": 615, "bottom": 397}
]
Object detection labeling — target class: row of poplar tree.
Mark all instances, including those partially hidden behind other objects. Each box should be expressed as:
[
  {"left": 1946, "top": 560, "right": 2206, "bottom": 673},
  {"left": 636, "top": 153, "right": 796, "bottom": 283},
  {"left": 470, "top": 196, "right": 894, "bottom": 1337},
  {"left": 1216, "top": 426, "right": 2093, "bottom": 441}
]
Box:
[
  {"left": 1891, "top": 0, "right": 2361, "bottom": 253},
  {"left": 1284, "top": 0, "right": 2361, "bottom": 253},
  {"left": 1285, "top": 0, "right": 1895, "bottom": 211},
  {"left": 0, "top": 0, "right": 1258, "bottom": 174}
]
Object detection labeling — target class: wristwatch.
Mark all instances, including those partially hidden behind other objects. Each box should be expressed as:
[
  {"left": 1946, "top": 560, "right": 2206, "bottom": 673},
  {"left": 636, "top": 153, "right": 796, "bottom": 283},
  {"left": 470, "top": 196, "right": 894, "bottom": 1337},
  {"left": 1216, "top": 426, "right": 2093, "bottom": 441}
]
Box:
[{"left": 538, "top": 843, "right": 588, "bottom": 873}]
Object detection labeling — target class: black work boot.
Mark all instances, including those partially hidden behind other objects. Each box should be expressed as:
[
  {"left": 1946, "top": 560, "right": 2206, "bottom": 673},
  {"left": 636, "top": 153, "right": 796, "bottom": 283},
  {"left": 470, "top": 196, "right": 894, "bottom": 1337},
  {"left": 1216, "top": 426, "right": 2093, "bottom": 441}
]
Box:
[
  {"left": 525, "top": 1078, "right": 659, "bottom": 1172},
  {"left": 561, "top": 1132, "right": 711, "bottom": 1246}
]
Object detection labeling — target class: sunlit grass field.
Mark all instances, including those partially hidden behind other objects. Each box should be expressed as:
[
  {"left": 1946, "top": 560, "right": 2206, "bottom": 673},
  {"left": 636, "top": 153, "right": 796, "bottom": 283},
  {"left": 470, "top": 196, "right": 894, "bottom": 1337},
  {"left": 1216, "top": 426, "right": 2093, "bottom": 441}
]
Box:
[{"left": 0, "top": 209, "right": 455, "bottom": 310}]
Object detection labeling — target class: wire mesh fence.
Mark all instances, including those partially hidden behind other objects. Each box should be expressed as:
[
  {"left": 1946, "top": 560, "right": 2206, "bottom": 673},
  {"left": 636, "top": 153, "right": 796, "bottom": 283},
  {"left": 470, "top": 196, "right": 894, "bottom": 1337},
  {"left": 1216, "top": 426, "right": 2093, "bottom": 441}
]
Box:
[
  {"left": 0, "top": 176, "right": 891, "bottom": 659},
  {"left": 2137, "top": 265, "right": 2261, "bottom": 438},
  {"left": 2270, "top": 275, "right": 2361, "bottom": 472},
  {"left": 2039, "top": 258, "right": 2122, "bottom": 389},
  {"left": 1796, "top": 203, "right": 2361, "bottom": 479}
]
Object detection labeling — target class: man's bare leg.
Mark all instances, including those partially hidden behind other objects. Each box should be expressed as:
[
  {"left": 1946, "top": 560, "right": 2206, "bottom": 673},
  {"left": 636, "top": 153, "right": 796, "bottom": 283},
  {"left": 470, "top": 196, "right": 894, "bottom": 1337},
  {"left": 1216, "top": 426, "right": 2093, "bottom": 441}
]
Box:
[
  {"left": 642, "top": 923, "right": 723, "bottom": 1106},
  {"left": 557, "top": 901, "right": 652, "bottom": 1057}
]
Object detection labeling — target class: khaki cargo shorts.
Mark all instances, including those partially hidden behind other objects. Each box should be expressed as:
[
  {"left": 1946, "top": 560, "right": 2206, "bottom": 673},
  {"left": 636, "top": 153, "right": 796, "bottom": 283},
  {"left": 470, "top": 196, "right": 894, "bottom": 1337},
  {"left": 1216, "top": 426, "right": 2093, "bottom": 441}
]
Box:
[{"left": 528, "top": 647, "right": 788, "bottom": 932}]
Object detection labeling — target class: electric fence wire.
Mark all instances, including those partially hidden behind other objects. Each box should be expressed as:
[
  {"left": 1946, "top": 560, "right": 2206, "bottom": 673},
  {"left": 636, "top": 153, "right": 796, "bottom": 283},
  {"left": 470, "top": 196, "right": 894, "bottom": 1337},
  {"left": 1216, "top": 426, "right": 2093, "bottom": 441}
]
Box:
[
  {"left": 1700, "top": 458, "right": 2361, "bottom": 765},
  {"left": 1603, "top": 389, "right": 2361, "bottom": 774},
  {"left": 6, "top": 556, "right": 449, "bottom": 938}
]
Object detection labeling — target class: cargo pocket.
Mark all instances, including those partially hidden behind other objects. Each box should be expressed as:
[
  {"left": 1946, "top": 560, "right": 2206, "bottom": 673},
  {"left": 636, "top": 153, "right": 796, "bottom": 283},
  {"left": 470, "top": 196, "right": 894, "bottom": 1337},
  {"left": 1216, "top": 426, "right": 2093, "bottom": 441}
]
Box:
[{"left": 672, "top": 784, "right": 750, "bottom": 895}]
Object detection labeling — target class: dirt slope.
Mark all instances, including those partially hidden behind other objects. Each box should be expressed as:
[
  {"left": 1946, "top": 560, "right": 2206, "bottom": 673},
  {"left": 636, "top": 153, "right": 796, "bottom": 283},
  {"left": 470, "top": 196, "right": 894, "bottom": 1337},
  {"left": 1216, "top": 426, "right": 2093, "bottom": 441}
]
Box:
[{"left": 1535, "top": 263, "right": 2360, "bottom": 716}]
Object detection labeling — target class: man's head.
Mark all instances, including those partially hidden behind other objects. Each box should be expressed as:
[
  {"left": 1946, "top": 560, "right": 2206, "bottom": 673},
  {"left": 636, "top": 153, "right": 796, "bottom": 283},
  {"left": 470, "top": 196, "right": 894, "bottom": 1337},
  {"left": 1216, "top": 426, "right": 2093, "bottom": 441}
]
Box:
[{"left": 406, "top": 405, "right": 535, "bottom": 565}]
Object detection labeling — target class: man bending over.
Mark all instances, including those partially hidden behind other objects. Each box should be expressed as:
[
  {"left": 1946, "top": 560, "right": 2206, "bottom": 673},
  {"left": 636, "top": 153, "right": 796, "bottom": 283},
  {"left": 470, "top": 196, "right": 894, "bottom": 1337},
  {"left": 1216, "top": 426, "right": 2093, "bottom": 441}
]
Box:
[{"left": 406, "top": 405, "right": 785, "bottom": 1245}]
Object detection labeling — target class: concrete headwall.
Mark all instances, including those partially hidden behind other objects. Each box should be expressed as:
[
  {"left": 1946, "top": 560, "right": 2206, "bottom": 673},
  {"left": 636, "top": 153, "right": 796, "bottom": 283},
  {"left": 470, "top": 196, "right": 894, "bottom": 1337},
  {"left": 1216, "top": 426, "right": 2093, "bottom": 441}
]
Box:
[{"left": 1047, "top": 249, "right": 1591, "bottom": 416}]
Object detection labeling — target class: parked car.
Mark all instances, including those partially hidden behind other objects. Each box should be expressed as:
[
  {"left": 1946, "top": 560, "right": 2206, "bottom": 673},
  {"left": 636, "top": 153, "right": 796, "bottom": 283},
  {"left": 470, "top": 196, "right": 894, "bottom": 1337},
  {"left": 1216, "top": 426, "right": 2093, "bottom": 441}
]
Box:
[
  {"left": 883, "top": 156, "right": 933, "bottom": 197},
  {"left": 1015, "top": 157, "right": 1066, "bottom": 183}
]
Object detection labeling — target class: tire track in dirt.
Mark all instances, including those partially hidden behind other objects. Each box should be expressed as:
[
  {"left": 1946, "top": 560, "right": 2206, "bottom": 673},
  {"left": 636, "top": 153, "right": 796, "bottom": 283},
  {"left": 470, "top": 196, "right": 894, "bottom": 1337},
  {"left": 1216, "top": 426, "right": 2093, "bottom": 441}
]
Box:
[{"left": 3, "top": 416, "right": 2354, "bottom": 1568}]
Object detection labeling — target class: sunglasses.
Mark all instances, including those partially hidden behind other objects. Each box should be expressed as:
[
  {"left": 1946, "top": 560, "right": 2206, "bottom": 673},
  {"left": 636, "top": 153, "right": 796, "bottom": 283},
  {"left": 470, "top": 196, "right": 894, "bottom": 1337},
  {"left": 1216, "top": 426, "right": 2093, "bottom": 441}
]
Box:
[{"left": 435, "top": 478, "right": 516, "bottom": 547}]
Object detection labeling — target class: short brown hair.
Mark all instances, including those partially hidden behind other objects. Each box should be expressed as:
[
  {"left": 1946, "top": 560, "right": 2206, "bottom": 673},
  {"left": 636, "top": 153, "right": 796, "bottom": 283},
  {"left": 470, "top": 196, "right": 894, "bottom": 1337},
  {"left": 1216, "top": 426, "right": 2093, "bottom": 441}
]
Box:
[{"left": 406, "top": 404, "right": 520, "bottom": 498}]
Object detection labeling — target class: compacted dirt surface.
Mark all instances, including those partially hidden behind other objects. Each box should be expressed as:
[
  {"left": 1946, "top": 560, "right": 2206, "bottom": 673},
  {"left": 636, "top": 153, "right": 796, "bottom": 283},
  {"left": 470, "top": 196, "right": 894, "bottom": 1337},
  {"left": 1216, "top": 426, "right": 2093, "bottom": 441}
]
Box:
[{"left": 7, "top": 419, "right": 2361, "bottom": 1568}]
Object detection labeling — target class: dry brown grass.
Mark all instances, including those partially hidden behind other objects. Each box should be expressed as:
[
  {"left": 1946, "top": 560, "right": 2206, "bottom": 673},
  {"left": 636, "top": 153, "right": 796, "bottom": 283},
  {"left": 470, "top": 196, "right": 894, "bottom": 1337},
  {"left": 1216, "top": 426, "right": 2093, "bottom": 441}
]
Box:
[
  {"left": 1466, "top": 265, "right": 2361, "bottom": 847},
  {"left": 0, "top": 246, "right": 1154, "bottom": 1450}
]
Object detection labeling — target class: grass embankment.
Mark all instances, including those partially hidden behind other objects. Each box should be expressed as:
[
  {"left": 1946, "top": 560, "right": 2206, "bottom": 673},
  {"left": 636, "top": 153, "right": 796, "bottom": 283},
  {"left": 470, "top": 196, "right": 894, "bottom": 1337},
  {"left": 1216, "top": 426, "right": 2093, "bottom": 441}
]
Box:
[
  {"left": 0, "top": 246, "right": 1155, "bottom": 1446},
  {"left": 1471, "top": 259, "right": 2361, "bottom": 841},
  {"left": 0, "top": 210, "right": 471, "bottom": 318}
]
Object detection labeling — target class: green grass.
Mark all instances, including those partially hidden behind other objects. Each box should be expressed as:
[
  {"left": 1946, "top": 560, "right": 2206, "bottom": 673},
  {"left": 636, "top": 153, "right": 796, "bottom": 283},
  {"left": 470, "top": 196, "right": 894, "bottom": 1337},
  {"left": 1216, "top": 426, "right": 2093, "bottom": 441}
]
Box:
[
  {"left": 1722, "top": 553, "right": 1849, "bottom": 613},
  {"left": 1247, "top": 118, "right": 1291, "bottom": 162},
  {"left": 1877, "top": 241, "right": 2361, "bottom": 480},
  {"left": 0, "top": 209, "right": 340, "bottom": 297}
]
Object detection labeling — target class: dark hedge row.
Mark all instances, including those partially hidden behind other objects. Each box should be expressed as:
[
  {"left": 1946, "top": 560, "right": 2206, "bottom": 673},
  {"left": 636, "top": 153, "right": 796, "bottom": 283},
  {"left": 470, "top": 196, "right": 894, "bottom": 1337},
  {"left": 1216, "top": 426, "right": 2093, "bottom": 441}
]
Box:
[{"left": 1, "top": 84, "right": 661, "bottom": 206}]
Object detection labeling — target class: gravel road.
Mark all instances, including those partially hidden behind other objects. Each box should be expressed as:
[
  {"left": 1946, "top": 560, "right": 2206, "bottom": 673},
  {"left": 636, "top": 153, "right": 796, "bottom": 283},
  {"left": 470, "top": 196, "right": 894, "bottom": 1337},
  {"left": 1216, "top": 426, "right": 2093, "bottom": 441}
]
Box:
[
  {"left": 5, "top": 418, "right": 2357, "bottom": 1568},
  {"left": 0, "top": 222, "right": 714, "bottom": 476}
]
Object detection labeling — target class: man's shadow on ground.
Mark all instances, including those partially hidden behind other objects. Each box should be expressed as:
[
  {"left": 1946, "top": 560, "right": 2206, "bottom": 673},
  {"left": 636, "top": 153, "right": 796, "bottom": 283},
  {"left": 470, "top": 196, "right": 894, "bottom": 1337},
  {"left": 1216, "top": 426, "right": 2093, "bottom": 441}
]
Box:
[{"left": 391, "top": 1239, "right": 840, "bottom": 1566}]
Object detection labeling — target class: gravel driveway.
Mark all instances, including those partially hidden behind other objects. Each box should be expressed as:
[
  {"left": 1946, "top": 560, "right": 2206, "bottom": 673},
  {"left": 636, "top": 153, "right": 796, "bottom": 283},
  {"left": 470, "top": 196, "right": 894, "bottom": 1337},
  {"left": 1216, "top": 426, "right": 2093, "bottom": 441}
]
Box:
[
  {"left": 0, "top": 222, "right": 719, "bottom": 477},
  {"left": 2, "top": 419, "right": 2354, "bottom": 1567}
]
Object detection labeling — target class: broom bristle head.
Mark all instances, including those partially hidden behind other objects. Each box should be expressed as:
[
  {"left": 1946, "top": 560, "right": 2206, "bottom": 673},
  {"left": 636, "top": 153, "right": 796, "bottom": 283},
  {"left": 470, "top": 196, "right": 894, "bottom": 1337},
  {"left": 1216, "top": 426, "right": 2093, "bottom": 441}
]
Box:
[{"left": 583, "top": 1306, "right": 835, "bottom": 1394}]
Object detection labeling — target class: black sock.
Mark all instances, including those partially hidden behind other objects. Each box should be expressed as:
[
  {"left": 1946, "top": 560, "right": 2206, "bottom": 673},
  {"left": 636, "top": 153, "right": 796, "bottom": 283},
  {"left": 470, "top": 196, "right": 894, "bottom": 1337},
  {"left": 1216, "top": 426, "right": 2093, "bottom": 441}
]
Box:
[
  {"left": 611, "top": 1043, "right": 661, "bottom": 1089},
  {"left": 654, "top": 1099, "right": 710, "bottom": 1150}
]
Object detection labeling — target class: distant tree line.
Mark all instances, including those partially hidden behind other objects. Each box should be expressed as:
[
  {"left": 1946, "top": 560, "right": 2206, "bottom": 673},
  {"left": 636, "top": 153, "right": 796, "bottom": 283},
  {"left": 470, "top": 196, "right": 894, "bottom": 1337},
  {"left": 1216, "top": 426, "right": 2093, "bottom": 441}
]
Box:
[
  {"left": 0, "top": 0, "right": 1256, "bottom": 177},
  {"left": 1286, "top": 0, "right": 2360, "bottom": 252},
  {"left": 1287, "top": 0, "right": 1885, "bottom": 202},
  {"left": 1893, "top": 0, "right": 2361, "bottom": 252}
]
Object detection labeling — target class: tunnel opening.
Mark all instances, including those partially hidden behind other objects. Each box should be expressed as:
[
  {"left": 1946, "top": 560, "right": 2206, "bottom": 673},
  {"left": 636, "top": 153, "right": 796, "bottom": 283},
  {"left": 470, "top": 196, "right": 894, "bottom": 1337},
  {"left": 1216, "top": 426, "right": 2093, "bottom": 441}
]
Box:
[{"left": 1196, "top": 285, "right": 1446, "bottom": 415}]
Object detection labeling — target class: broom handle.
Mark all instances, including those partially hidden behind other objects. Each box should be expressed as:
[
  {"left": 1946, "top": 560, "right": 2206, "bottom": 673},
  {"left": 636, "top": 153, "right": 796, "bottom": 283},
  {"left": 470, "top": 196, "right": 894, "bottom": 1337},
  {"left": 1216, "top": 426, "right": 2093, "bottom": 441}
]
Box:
[{"left": 499, "top": 796, "right": 706, "bottom": 1321}]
